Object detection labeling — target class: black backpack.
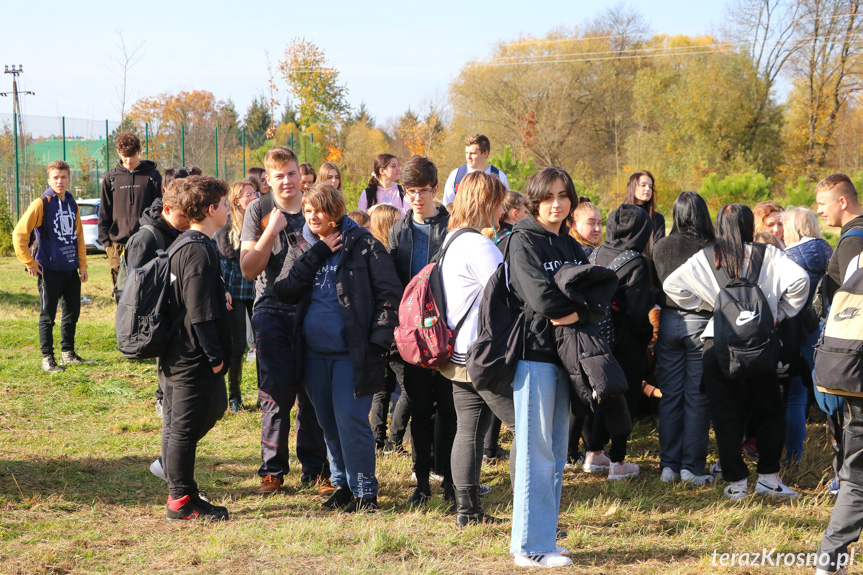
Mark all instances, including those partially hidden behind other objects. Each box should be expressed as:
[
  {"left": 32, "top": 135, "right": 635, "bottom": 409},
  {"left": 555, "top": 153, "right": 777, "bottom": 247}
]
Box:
[
  {"left": 813, "top": 254, "right": 863, "bottom": 396},
  {"left": 706, "top": 243, "right": 781, "bottom": 379},
  {"left": 115, "top": 234, "right": 203, "bottom": 360},
  {"left": 466, "top": 231, "right": 525, "bottom": 392},
  {"left": 588, "top": 247, "right": 643, "bottom": 349},
  {"left": 113, "top": 225, "right": 167, "bottom": 301}
]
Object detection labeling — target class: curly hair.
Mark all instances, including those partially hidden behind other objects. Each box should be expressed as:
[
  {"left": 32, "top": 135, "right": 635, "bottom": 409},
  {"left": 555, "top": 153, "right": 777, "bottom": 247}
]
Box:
[{"left": 115, "top": 132, "right": 141, "bottom": 157}]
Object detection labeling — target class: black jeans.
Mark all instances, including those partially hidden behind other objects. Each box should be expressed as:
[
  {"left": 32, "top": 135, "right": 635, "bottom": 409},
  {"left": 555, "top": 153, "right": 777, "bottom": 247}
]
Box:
[
  {"left": 369, "top": 360, "right": 402, "bottom": 447},
  {"left": 253, "top": 311, "right": 329, "bottom": 481},
  {"left": 817, "top": 396, "right": 863, "bottom": 571},
  {"left": 451, "top": 379, "right": 516, "bottom": 489},
  {"left": 389, "top": 383, "right": 411, "bottom": 444},
  {"left": 401, "top": 364, "right": 456, "bottom": 488},
  {"left": 587, "top": 338, "right": 647, "bottom": 462},
  {"left": 38, "top": 267, "right": 81, "bottom": 357},
  {"left": 160, "top": 369, "right": 227, "bottom": 499},
  {"left": 482, "top": 415, "right": 503, "bottom": 458},
  {"left": 701, "top": 340, "right": 784, "bottom": 482},
  {"left": 227, "top": 299, "right": 254, "bottom": 401}
]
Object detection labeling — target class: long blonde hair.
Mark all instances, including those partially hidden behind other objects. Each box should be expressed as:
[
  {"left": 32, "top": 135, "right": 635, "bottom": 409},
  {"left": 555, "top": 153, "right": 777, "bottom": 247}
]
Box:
[
  {"left": 448, "top": 171, "right": 506, "bottom": 231},
  {"left": 318, "top": 162, "right": 342, "bottom": 190},
  {"left": 369, "top": 204, "right": 400, "bottom": 247},
  {"left": 228, "top": 180, "right": 253, "bottom": 249}
]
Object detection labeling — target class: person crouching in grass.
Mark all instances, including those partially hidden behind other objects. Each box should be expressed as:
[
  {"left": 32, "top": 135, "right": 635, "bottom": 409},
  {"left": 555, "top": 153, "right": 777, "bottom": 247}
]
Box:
[{"left": 273, "top": 183, "right": 401, "bottom": 512}]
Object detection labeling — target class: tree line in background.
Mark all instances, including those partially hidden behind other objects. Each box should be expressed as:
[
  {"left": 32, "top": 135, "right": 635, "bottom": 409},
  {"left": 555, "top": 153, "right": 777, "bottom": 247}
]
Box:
[{"left": 3, "top": 0, "right": 863, "bottom": 221}]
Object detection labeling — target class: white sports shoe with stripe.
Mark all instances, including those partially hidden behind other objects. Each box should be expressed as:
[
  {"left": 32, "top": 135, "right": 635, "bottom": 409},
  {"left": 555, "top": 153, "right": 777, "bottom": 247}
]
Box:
[{"left": 514, "top": 552, "right": 573, "bottom": 568}]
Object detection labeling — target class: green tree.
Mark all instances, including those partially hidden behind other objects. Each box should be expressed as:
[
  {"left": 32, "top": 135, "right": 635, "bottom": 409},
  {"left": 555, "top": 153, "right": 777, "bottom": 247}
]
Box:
[
  {"left": 243, "top": 95, "right": 273, "bottom": 150},
  {"left": 279, "top": 37, "right": 350, "bottom": 131}
]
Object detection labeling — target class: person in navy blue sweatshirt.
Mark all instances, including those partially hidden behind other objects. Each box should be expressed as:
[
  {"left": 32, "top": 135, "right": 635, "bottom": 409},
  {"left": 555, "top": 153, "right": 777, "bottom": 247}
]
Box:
[
  {"left": 273, "top": 183, "right": 402, "bottom": 513},
  {"left": 13, "top": 161, "right": 89, "bottom": 373}
]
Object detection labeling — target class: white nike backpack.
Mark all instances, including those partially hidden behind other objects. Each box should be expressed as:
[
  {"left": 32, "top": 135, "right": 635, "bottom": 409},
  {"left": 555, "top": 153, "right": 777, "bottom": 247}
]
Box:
[
  {"left": 813, "top": 256, "right": 863, "bottom": 395},
  {"left": 705, "top": 244, "right": 781, "bottom": 379}
]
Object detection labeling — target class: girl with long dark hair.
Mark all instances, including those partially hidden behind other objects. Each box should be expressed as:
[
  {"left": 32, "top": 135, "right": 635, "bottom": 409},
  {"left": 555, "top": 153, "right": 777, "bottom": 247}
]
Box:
[
  {"left": 653, "top": 191, "right": 715, "bottom": 484},
  {"left": 664, "top": 203, "right": 809, "bottom": 500},
  {"left": 624, "top": 170, "right": 665, "bottom": 245},
  {"left": 358, "top": 153, "right": 408, "bottom": 214}
]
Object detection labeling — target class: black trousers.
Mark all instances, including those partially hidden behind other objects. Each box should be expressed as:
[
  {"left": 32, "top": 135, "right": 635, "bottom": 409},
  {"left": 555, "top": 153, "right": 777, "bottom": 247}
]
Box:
[
  {"left": 227, "top": 299, "right": 254, "bottom": 401},
  {"left": 402, "top": 364, "right": 457, "bottom": 487},
  {"left": 38, "top": 267, "right": 81, "bottom": 357},
  {"left": 817, "top": 396, "right": 863, "bottom": 571},
  {"left": 160, "top": 369, "right": 227, "bottom": 499},
  {"left": 701, "top": 340, "right": 784, "bottom": 482},
  {"left": 369, "top": 360, "right": 403, "bottom": 447},
  {"left": 253, "top": 311, "right": 329, "bottom": 481},
  {"left": 587, "top": 337, "right": 647, "bottom": 462}
]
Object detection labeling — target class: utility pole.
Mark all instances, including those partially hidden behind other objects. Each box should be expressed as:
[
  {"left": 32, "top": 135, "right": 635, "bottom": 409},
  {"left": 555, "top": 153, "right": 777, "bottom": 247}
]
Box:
[{"left": 1, "top": 65, "right": 35, "bottom": 217}]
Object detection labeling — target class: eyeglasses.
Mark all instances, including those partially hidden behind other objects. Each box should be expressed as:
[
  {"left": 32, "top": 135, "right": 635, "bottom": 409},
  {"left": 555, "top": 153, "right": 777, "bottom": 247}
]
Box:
[
  {"left": 243, "top": 191, "right": 260, "bottom": 199},
  {"left": 213, "top": 199, "right": 230, "bottom": 210},
  {"left": 405, "top": 188, "right": 434, "bottom": 198}
]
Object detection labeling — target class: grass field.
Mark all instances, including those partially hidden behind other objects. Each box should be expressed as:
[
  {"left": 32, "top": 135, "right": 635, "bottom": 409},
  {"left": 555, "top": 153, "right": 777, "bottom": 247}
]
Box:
[{"left": 0, "top": 254, "right": 848, "bottom": 574}]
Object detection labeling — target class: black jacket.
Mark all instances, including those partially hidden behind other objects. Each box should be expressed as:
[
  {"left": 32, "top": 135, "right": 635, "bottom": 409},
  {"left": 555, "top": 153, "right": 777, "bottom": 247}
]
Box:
[
  {"left": 273, "top": 217, "right": 402, "bottom": 396},
  {"left": 123, "top": 198, "right": 179, "bottom": 270},
  {"left": 592, "top": 204, "right": 657, "bottom": 345},
  {"left": 652, "top": 233, "right": 713, "bottom": 310},
  {"left": 508, "top": 215, "right": 588, "bottom": 365},
  {"left": 98, "top": 159, "right": 162, "bottom": 246},
  {"left": 388, "top": 206, "right": 450, "bottom": 287},
  {"left": 827, "top": 215, "right": 863, "bottom": 302}
]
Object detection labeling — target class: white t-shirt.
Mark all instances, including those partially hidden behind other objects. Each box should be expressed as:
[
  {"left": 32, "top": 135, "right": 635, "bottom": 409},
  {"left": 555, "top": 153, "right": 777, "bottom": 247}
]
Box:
[
  {"left": 443, "top": 165, "right": 509, "bottom": 206},
  {"left": 439, "top": 230, "right": 503, "bottom": 363}
]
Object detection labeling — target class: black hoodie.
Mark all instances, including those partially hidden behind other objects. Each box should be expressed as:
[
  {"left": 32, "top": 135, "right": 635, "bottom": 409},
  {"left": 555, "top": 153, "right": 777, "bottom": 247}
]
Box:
[
  {"left": 98, "top": 159, "right": 162, "bottom": 246},
  {"left": 592, "top": 204, "right": 657, "bottom": 344},
  {"left": 123, "top": 198, "right": 180, "bottom": 270},
  {"left": 508, "top": 215, "right": 588, "bottom": 365}
]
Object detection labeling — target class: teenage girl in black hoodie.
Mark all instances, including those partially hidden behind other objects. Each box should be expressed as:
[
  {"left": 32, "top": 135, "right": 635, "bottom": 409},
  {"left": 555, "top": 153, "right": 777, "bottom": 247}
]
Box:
[{"left": 584, "top": 204, "right": 656, "bottom": 480}]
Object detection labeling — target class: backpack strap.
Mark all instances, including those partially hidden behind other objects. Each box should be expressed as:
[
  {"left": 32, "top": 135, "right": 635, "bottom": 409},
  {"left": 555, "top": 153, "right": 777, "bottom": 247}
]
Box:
[
  {"left": 140, "top": 224, "right": 167, "bottom": 252},
  {"left": 489, "top": 165, "right": 500, "bottom": 177},
  {"left": 588, "top": 246, "right": 642, "bottom": 272},
  {"left": 437, "top": 227, "right": 483, "bottom": 331},
  {"left": 454, "top": 165, "right": 468, "bottom": 188},
  {"left": 259, "top": 192, "right": 275, "bottom": 232},
  {"left": 746, "top": 243, "right": 767, "bottom": 283},
  {"left": 703, "top": 245, "right": 731, "bottom": 289}
]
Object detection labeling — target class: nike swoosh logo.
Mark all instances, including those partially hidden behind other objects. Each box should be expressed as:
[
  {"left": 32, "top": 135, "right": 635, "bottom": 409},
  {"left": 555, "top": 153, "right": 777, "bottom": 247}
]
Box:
[{"left": 736, "top": 314, "right": 759, "bottom": 326}]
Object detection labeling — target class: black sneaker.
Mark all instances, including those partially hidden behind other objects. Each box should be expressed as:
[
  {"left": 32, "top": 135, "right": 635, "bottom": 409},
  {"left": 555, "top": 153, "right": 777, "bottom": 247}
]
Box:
[
  {"left": 406, "top": 487, "right": 430, "bottom": 508},
  {"left": 229, "top": 398, "right": 242, "bottom": 413},
  {"left": 166, "top": 494, "right": 229, "bottom": 522},
  {"left": 321, "top": 485, "right": 354, "bottom": 510},
  {"left": 42, "top": 355, "right": 63, "bottom": 374},
  {"left": 344, "top": 496, "right": 378, "bottom": 513}
]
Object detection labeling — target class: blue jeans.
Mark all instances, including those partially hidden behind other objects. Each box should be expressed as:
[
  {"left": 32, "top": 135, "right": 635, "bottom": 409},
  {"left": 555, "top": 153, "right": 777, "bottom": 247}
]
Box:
[
  {"left": 510, "top": 360, "right": 569, "bottom": 556},
  {"left": 656, "top": 309, "right": 710, "bottom": 474},
  {"left": 785, "top": 375, "right": 808, "bottom": 462},
  {"left": 304, "top": 353, "right": 378, "bottom": 499}
]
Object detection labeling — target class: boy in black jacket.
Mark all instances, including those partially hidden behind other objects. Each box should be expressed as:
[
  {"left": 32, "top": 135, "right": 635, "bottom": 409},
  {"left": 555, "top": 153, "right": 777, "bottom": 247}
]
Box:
[
  {"left": 585, "top": 204, "right": 656, "bottom": 480},
  {"left": 387, "top": 155, "right": 457, "bottom": 507},
  {"left": 160, "top": 176, "right": 231, "bottom": 522},
  {"left": 98, "top": 131, "right": 162, "bottom": 286}
]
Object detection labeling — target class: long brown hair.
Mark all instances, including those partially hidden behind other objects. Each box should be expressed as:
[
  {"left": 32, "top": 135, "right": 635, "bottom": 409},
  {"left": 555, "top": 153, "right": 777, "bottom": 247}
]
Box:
[
  {"left": 228, "top": 180, "right": 254, "bottom": 249},
  {"left": 369, "top": 204, "right": 400, "bottom": 246},
  {"left": 448, "top": 171, "right": 506, "bottom": 231},
  {"left": 624, "top": 170, "right": 656, "bottom": 217}
]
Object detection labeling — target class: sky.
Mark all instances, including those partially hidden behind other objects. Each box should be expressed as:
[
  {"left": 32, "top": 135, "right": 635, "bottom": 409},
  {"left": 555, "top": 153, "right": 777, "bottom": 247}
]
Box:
[{"left": 1, "top": 0, "right": 729, "bottom": 138}]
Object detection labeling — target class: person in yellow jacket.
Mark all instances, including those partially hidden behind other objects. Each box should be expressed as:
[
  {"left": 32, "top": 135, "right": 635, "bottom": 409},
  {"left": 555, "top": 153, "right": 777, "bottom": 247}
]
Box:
[{"left": 12, "top": 160, "right": 89, "bottom": 373}]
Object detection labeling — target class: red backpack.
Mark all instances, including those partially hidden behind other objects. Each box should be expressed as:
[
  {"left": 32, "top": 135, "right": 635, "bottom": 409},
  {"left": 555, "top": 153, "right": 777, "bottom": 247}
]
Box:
[{"left": 394, "top": 228, "right": 480, "bottom": 369}]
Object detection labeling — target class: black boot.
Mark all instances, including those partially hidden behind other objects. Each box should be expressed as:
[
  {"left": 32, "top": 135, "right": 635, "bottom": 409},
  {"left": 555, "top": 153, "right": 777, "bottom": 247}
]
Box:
[{"left": 454, "top": 486, "right": 507, "bottom": 526}]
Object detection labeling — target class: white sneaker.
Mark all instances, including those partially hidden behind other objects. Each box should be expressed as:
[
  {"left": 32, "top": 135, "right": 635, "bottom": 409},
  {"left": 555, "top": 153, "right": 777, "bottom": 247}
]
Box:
[
  {"left": 246, "top": 349, "right": 256, "bottom": 363},
  {"left": 479, "top": 484, "right": 491, "bottom": 496},
  {"left": 709, "top": 463, "right": 722, "bottom": 478},
  {"left": 755, "top": 473, "right": 800, "bottom": 498},
  {"left": 681, "top": 469, "right": 714, "bottom": 485},
  {"left": 514, "top": 552, "right": 573, "bottom": 568},
  {"left": 582, "top": 451, "right": 611, "bottom": 473},
  {"left": 724, "top": 478, "right": 748, "bottom": 501},
  {"left": 609, "top": 461, "right": 640, "bottom": 480},
  {"left": 150, "top": 458, "right": 167, "bottom": 482},
  {"left": 660, "top": 467, "right": 680, "bottom": 483},
  {"left": 556, "top": 546, "right": 570, "bottom": 557}
]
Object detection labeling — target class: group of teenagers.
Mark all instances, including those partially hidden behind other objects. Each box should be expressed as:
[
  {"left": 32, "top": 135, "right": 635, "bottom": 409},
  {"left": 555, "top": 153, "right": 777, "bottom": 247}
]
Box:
[{"left": 13, "top": 130, "right": 863, "bottom": 571}]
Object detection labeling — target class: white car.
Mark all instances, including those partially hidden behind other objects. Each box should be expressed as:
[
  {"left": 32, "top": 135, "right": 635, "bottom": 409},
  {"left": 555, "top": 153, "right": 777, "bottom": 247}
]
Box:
[{"left": 77, "top": 198, "right": 105, "bottom": 254}]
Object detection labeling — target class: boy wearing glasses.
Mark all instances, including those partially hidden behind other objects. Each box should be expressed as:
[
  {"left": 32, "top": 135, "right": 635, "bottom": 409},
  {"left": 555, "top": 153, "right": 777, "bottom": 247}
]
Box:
[
  {"left": 160, "top": 176, "right": 232, "bottom": 521},
  {"left": 387, "top": 155, "right": 458, "bottom": 507}
]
